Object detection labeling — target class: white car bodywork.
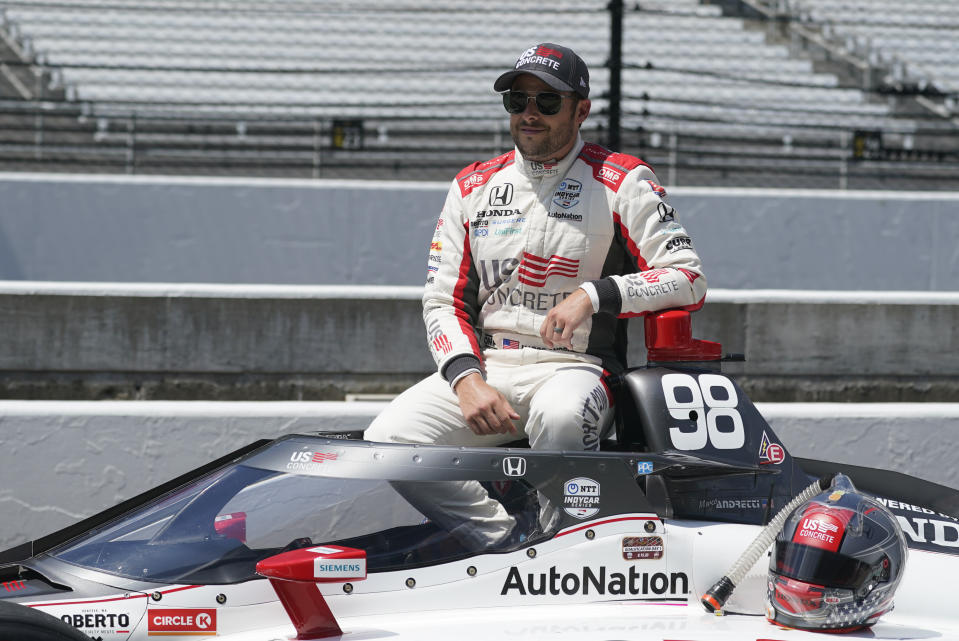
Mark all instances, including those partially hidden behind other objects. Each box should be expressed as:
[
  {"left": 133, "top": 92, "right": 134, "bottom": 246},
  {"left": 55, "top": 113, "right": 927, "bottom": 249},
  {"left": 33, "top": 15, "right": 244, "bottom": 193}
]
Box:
[{"left": 24, "top": 512, "right": 959, "bottom": 640}]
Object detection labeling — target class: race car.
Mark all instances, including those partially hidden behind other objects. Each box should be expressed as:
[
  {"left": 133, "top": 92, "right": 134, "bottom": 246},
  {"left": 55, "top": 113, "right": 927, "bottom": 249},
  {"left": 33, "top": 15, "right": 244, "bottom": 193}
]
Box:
[{"left": 1, "top": 310, "right": 957, "bottom": 640}]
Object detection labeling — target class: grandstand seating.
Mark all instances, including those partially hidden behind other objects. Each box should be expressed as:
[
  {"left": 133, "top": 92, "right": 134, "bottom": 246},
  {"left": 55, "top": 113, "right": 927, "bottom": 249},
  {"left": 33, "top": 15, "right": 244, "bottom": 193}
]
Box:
[
  {"left": 0, "top": 0, "right": 955, "bottom": 187},
  {"left": 785, "top": 0, "right": 959, "bottom": 94}
]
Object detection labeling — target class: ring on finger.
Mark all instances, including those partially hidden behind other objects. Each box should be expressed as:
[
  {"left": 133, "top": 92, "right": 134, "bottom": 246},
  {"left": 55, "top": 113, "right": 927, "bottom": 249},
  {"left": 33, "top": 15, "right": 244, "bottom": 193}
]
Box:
[{"left": 553, "top": 325, "right": 564, "bottom": 333}]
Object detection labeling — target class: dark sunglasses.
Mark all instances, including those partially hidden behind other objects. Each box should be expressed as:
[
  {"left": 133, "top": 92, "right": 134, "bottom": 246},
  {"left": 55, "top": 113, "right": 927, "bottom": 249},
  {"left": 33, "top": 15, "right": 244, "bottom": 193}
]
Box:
[{"left": 501, "top": 90, "right": 570, "bottom": 115}]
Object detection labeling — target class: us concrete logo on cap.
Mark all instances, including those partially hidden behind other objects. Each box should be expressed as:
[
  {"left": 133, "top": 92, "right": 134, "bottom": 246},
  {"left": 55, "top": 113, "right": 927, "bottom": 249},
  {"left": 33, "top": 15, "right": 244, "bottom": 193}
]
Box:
[
  {"left": 563, "top": 477, "right": 600, "bottom": 519},
  {"left": 516, "top": 45, "right": 564, "bottom": 71}
]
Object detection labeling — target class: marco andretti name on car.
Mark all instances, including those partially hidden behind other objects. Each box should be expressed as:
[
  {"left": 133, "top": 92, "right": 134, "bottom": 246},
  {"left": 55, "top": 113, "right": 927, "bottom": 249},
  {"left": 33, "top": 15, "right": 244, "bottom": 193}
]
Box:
[
  {"left": 500, "top": 565, "right": 688, "bottom": 597},
  {"left": 699, "top": 498, "right": 767, "bottom": 511}
]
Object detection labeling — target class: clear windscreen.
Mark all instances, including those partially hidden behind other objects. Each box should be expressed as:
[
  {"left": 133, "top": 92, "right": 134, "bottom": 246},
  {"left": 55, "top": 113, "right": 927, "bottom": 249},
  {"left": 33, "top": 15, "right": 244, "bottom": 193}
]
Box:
[{"left": 51, "top": 462, "right": 540, "bottom": 584}]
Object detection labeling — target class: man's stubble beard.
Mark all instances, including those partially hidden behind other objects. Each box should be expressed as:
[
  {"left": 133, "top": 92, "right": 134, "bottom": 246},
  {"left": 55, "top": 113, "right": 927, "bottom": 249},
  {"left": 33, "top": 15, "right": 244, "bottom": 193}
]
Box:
[{"left": 510, "top": 111, "right": 578, "bottom": 162}]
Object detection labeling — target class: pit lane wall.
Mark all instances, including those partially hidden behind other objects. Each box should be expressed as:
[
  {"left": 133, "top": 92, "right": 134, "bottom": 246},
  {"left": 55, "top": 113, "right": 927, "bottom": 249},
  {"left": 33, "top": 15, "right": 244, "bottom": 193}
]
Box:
[
  {"left": 0, "top": 173, "right": 957, "bottom": 290},
  {"left": 0, "top": 400, "right": 957, "bottom": 551},
  {"left": 1, "top": 284, "right": 956, "bottom": 402}
]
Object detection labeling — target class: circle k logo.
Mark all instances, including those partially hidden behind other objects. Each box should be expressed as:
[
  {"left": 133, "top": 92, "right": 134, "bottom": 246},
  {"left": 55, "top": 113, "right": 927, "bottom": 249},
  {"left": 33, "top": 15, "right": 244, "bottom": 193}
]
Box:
[
  {"left": 148, "top": 608, "right": 217, "bottom": 634},
  {"left": 196, "top": 613, "right": 212, "bottom": 629}
]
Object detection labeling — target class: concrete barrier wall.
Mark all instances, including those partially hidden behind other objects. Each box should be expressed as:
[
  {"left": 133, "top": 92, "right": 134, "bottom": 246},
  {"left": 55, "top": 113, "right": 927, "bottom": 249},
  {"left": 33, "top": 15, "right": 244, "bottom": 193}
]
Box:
[
  {"left": 1, "top": 173, "right": 957, "bottom": 290},
  {"left": 1, "top": 283, "right": 956, "bottom": 401},
  {"left": 0, "top": 401, "right": 382, "bottom": 551},
  {"left": 0, "top": 400, "right": 956, "bottom": 551},
  {"left": 0, "top": 173, "right": 956, "bottom": 551}
]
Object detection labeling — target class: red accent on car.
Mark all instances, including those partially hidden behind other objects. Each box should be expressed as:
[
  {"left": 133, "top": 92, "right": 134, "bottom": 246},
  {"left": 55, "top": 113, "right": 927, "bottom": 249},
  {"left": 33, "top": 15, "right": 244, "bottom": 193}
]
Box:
[
  {"left": 214, "top": 512, "right": 247, "bottom": 543},
  {"left": 256, "top": 546, "right": 367, "bottom": 640},
  {"left": 644, "top": 310, "right": 721, "bottom": 362},
  {"left": 268, "top": 580, "right": 341, "bottom": 640}
]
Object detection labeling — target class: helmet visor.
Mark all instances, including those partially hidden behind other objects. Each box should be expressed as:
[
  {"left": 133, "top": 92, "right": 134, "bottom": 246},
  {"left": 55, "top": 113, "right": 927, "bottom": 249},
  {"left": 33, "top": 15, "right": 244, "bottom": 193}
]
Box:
[{"left": 774, "top": 540, "right": 876, "bottom": 590}]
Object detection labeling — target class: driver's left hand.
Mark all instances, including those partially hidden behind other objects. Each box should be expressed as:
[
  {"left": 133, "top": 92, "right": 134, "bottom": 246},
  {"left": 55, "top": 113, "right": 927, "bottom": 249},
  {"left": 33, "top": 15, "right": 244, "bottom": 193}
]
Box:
[{"left": 539, "top": 288, "right": 594, "bottom": 349}]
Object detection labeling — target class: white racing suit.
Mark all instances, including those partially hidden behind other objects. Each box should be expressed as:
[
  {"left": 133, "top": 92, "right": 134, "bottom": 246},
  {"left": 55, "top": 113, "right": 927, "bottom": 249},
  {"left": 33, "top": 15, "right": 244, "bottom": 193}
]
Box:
[{"left": 365, "top": 135, "right": 706, "bottom": 549}]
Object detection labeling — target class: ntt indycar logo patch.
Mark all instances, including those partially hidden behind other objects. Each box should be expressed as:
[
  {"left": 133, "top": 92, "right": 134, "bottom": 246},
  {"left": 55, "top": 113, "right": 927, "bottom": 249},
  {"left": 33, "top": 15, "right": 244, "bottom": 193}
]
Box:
[
  {"left": 148, "top": 608, "right": 216, "bottom": 636},
  {"left": 564, "top": 477, "right": 600, "bottom": 519}
]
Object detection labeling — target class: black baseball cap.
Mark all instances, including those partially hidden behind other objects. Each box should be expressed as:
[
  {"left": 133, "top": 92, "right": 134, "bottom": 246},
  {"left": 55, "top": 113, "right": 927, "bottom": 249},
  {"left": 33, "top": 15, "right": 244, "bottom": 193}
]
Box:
[{"left": 494, "top": 43, "right": 590, "bottom": 99}]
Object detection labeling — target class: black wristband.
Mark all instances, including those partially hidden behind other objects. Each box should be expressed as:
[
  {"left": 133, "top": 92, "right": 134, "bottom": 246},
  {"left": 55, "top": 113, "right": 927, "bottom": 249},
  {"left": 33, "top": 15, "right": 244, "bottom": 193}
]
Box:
[
  {"left": 441, "top": 354, "right": 483, "bottom": 384},
  {"left": 590, "top": 278, "right": 622, "bottom": 315}
]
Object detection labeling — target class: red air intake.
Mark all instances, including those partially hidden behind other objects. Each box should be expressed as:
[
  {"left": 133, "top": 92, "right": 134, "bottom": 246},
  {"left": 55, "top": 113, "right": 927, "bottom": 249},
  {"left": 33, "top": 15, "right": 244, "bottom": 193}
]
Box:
[
  {"left": 256, "top": 545, "right": 367, "bottom": 640},
  {"left": 645, "top": 310, "right": 721, "bottom": 362}
]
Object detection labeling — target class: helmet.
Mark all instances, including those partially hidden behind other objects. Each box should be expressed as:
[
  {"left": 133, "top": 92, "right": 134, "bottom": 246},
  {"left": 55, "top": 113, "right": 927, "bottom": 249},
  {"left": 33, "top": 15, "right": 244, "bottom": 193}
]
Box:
[{"left": 766, "top": 474, "right": 908, "bottom": 632}]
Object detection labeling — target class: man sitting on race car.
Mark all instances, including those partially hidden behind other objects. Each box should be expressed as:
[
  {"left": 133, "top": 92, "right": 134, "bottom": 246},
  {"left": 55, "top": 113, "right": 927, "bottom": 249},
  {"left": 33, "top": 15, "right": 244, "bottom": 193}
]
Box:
[{"left": 365, "top": 43, "right": 707, "bottom": 550}]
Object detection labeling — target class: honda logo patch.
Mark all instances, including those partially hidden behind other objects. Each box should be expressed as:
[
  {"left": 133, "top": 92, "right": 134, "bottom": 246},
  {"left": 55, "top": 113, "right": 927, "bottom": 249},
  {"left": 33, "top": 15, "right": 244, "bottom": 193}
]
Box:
[
  {"left": 502, "top": 456, "right": 526, "bottom": 477},
  {"left": 489, "top": 183, "right": 514, "bottom": 206}
]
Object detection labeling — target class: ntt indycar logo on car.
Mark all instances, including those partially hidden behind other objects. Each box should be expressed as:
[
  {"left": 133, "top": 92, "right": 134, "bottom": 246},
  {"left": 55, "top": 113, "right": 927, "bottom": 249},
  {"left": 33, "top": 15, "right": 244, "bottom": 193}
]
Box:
[{"left": 564, "top": 477, "right": 600, "bottom": 519}]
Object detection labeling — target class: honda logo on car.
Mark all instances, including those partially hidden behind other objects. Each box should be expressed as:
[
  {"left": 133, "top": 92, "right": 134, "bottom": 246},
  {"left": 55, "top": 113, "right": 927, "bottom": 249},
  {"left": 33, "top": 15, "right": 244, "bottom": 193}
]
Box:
[
  {"left": 502, "top": 456, "right": 526, "bottom": 477},
  {"left": 564, "top": 477, "right": 600, "bottom": 519},
  {"left": 148, "top": 608, "right": 216, "bottom": 635}
]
